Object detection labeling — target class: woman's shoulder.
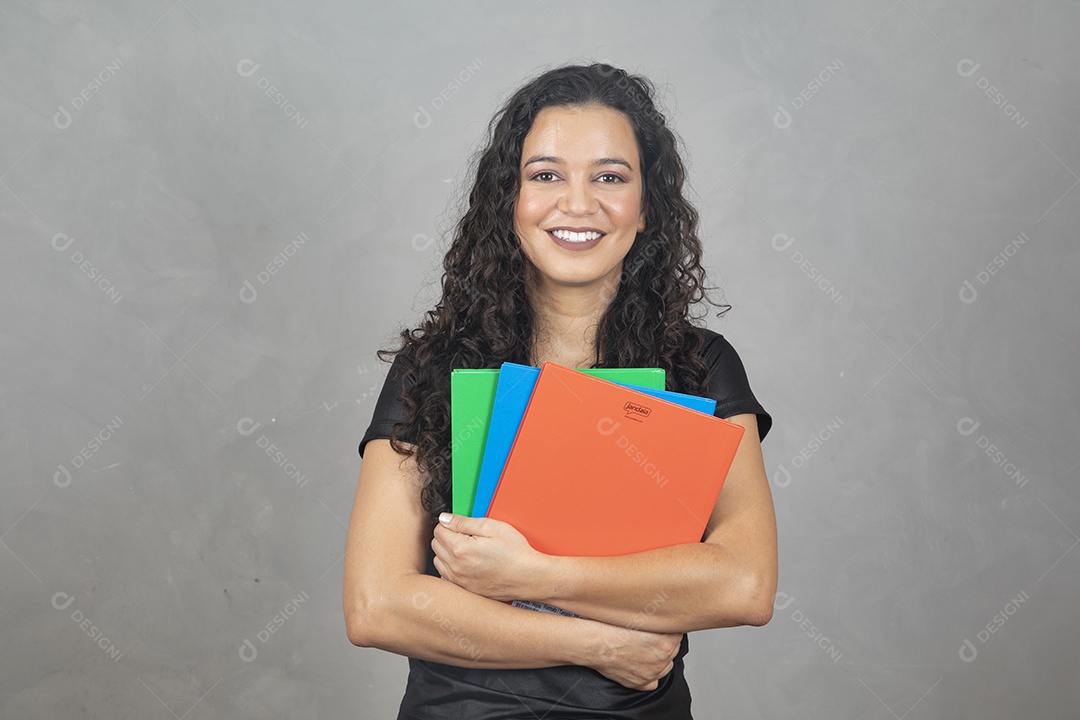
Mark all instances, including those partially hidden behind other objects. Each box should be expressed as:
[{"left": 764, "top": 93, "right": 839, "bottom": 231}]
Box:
[
  {"left": 694, "top": 325, "right": 734, "bottom": 359},
  {"left": 691, "top": 325, "right": 772, "bottom": 440},
  {"left": 691, "top": 325, "right": 756, "bottom": 375}
]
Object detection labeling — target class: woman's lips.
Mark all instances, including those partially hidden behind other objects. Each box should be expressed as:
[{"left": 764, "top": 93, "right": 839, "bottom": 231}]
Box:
[{"left": 547, "top": 230, "right": 604, "bottom": 251}]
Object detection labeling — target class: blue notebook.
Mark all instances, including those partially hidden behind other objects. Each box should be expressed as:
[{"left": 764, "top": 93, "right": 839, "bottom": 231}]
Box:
[{"left": 470, "top": 362, "right": 718, "bottom": 517}]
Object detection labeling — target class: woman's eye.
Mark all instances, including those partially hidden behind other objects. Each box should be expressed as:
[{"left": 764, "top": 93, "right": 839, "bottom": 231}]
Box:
[{"left": 528, "top": 171, "right": 626, "bottom": 183}]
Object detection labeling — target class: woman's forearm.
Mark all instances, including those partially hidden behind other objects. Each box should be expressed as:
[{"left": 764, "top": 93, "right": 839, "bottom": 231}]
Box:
[
  {"left": 348, "top": 571, "right": 606, "bottom": 670},
  {"left": 527, "top": 541, "right": 772, "bottom": 633}
]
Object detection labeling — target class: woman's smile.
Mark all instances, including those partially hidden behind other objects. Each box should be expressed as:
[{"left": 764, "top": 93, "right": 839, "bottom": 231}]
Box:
[{"left": 546, "top": 227, "right": 605, "bottom": 250}]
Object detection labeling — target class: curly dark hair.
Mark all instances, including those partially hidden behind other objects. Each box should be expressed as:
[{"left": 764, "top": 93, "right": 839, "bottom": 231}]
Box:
[{"left": 377, "top": 62, "right": 730, "bottom": 519}]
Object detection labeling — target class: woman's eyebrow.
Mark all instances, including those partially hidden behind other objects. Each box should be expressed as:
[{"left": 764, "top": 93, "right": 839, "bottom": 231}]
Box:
[{"left": 522, "top": 155, "right": 634, "bottom": 170}]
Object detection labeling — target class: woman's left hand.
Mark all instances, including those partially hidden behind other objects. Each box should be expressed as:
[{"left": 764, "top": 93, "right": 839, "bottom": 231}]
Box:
[{"left": 431, "top": 513, "right": 545, "bottom": 602}]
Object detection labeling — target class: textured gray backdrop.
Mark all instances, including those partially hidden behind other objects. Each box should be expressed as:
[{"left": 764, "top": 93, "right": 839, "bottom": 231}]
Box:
[{"left": 3, "top": 0, "right": 1078, "bottom": 717}]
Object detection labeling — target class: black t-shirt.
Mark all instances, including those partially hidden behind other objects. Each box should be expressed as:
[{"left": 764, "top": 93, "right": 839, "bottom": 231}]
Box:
[{"left": 358, "top": 328, "right": 771, "bottom": 719}]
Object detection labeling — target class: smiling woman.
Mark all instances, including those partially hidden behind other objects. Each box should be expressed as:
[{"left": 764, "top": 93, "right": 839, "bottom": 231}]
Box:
[{"left": 344, "top": 62, "right": 776, "bottom": 719}]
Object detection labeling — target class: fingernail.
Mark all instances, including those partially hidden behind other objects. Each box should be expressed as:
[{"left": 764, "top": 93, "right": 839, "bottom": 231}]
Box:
[{"left": 439, "top": 512, "right": 451, "bottom": 524}]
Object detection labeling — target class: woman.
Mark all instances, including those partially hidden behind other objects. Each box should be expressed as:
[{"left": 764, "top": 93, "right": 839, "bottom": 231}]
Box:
[{"left": 345, "top": 62, "right": 777, "bottom": 719}]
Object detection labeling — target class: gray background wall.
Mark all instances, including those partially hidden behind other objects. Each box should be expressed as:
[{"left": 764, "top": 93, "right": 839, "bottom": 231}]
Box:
[{"left": 2, "top": 0, "right": 1077, "bottom": 717}]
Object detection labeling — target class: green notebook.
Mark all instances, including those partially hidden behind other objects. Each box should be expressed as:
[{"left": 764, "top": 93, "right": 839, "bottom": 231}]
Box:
[{"left": 450, "top": 366, "right": 666, "bottom": 515}]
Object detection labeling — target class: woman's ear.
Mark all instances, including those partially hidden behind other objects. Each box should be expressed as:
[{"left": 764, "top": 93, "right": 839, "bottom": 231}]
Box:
[{"left": 637, "top": 206, "right": 647, "bottom": 233}]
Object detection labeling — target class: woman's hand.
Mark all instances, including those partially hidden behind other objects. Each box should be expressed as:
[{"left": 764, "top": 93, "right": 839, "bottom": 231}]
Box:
[
  {"left": 588, "top": 623, "right": 683, "bottom": 691},
  {"left": 433, "top": 512, "right": 681, "bottom": 691},
  {"left": 431, "top": 513, "right": 545, "bottom": 602}
]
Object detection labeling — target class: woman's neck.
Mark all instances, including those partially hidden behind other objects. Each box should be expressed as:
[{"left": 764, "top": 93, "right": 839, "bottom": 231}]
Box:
[{"left": 526, "top": 272, "right": 618, "bottom": 367}]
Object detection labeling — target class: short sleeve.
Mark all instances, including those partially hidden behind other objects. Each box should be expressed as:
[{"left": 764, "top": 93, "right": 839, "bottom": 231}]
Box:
[
  {"left": 701, "top": 330, "right": 772, "bottom": 442},
  {"left": 358, "top": 353, "right": 417, "bottom": 458}
]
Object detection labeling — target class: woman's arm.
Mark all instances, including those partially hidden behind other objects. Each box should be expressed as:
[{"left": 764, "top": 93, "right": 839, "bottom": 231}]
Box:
[
  {"left": 343, "top": 439, "right": 682, "bottom": 688},
  {"left": 433, "top": 413, "right": 777, "bottom": 634}
]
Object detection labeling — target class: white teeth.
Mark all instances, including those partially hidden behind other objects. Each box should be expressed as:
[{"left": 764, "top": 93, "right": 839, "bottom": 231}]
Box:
[{"left": 550, "top": 229, "right": 602, "bottom": 243}]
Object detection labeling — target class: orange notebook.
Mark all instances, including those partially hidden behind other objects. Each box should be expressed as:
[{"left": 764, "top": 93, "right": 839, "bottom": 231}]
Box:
[{"left": 486, "top": 362, "right": 746, "bottom": 557}]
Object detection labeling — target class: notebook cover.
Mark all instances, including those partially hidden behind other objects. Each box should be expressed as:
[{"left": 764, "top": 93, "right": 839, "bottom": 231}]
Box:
[
  {"left": 450, "top": 369, "right": 500, "bottom": 515},
  {"left": 470, "top": 364, "right": 669, "bottom": 518},
  {"left": 486, "top": 362, "right": 745, "bottom": 557}
]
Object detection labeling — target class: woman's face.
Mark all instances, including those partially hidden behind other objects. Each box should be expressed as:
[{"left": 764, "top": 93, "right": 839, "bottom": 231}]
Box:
[{"left": 513, "top": 104, "right": 646, "bottom": 292}]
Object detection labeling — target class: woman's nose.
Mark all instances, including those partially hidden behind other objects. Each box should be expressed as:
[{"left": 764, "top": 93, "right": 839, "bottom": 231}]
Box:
[{"left": 558, "top": 177, "right": 598, "bottom": 216}]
